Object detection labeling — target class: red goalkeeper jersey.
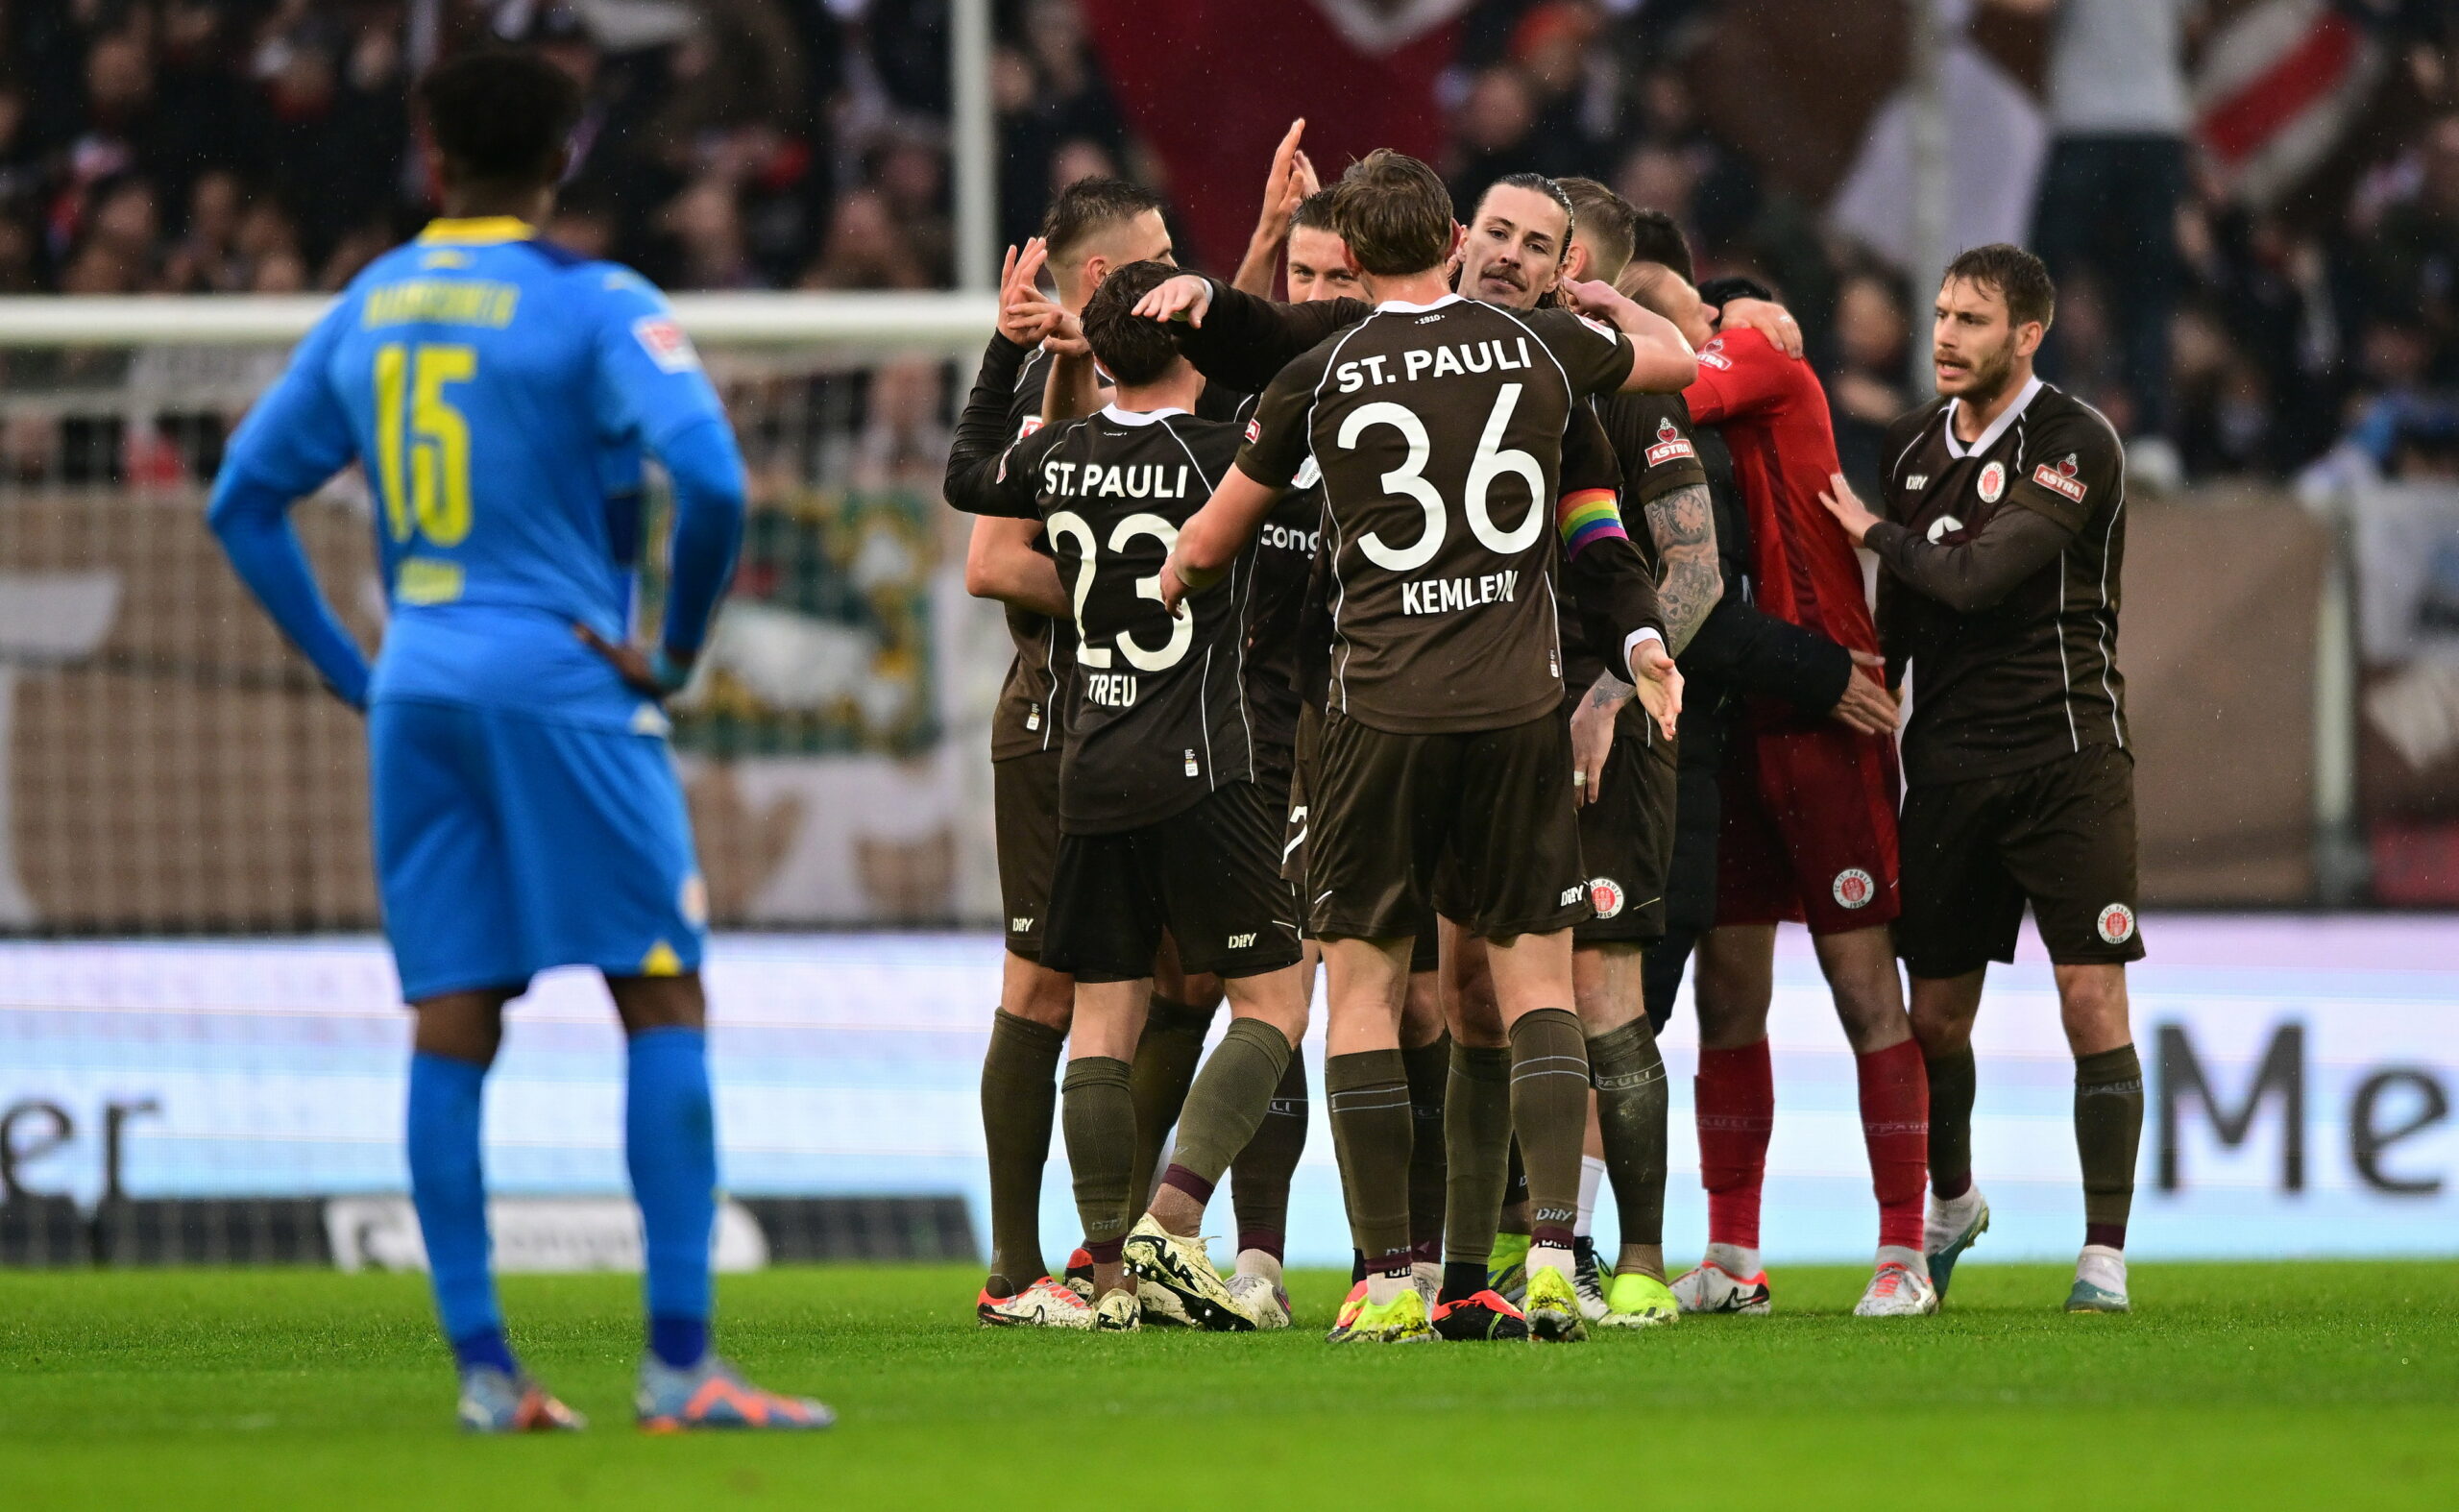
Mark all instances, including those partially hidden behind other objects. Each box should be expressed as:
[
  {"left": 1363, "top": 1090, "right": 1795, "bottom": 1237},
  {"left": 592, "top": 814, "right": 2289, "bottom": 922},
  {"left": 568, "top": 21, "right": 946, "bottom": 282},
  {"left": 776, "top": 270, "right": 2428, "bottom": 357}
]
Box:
[{"left": 1683, "top": 327, "right": 1878, "bottom": 686}]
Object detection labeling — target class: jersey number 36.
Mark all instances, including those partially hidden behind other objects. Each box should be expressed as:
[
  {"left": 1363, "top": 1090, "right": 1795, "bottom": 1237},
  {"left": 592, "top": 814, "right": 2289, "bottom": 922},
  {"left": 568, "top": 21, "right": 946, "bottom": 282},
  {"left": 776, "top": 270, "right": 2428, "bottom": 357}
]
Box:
[{"left": 1340, "top": 383, "right": 1546, "bottom": 571}]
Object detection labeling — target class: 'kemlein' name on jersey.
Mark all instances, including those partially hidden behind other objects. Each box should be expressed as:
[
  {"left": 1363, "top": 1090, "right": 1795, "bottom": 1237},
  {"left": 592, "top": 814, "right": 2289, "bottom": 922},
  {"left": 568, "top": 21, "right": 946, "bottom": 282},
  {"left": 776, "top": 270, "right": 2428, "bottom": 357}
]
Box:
[
  {"left": 1037, "top": 460, "right": 1195, "bottom": 499},
  {"left": 1336, "top": 337, "right": 1539, "bottom": 393},
  {"left": 1402, "top": 570, "right": 1519, "bottom": 616}
]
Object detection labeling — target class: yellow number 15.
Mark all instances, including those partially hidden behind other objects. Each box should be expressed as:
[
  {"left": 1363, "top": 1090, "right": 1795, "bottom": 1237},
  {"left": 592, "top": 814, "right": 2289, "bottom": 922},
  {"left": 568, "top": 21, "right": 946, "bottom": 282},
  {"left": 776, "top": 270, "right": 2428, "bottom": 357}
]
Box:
[{"left": 374, "top": 343, "right": 475, "bottom": 546}]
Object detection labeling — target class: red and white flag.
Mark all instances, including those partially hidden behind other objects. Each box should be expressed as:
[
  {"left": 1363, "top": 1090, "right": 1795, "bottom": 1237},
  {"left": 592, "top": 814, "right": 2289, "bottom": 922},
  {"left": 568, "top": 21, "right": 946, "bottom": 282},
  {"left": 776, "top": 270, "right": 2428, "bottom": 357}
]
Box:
[{"left": 2194, "top": 0, "right": 2383, "bottom": 206}]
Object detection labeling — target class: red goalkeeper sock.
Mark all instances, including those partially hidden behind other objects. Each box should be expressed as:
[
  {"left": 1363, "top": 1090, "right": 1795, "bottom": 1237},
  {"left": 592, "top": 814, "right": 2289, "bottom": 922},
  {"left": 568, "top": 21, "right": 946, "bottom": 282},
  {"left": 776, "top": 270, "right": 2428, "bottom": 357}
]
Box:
[
  {"left": 1695, "top": 1040, "right": 1774, "bottom": 1251},
  {"left": 1857, "top": 1037, "right": 1930, "bottom": 1253}
]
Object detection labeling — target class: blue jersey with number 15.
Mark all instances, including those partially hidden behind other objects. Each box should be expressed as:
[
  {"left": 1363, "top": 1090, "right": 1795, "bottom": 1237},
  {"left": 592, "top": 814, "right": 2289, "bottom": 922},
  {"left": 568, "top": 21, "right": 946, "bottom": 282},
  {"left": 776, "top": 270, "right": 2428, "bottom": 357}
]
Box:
[{"left": 221, "top": 216, "right": 731, "bottom": 730}]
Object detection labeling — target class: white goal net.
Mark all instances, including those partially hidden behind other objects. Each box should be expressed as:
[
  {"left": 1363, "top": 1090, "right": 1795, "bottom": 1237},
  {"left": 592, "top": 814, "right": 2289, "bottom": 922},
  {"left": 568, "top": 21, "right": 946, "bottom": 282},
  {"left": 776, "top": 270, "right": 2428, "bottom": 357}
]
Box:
[{"left": 0, "top": 292, "right": 1012, "bottom": 936}]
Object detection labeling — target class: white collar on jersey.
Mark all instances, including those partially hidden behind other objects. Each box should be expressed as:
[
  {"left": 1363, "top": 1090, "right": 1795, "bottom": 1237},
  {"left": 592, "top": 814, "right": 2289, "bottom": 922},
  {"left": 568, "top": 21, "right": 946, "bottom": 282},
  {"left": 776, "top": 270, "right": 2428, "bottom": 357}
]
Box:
[
  {"left": 1099, "top": 403, "right": 1187, "bottom": 426},
  {"left": 1375, "top": 292, "right": 1464, "bottom": 314},
  {"left": 1941, "top": 375, "right": 2043, "bottom": 458}
]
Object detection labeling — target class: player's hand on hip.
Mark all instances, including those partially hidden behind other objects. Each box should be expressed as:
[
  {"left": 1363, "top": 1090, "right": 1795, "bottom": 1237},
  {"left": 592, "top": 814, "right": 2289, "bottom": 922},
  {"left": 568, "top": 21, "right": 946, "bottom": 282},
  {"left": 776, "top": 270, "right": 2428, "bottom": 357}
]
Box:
[
  {"left": 1818, "top": 472, "right": 1881, "bottom": 547},
  {"left": 1569, "top": 675, "right": 1632, "bottom": 807},
  {"left": 1829, "top": 651, "right": 1901, "bottom": 736},
  {"left": 1134, "top": 274, "right": 1213, "bottom": 328},
  {"left": 1627, "top": 641, "right": 1683, "bottom": 742},
  {"left": 575, "top": 623, "right": 692, "bottom": 701}
]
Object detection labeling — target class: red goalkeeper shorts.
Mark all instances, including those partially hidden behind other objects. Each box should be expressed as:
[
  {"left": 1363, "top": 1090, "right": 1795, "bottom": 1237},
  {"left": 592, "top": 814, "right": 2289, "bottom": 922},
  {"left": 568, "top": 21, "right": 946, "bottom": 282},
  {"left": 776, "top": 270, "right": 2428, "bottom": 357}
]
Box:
[{"left": 1714, "top": 722, "right": 1901, "bottom": 936}]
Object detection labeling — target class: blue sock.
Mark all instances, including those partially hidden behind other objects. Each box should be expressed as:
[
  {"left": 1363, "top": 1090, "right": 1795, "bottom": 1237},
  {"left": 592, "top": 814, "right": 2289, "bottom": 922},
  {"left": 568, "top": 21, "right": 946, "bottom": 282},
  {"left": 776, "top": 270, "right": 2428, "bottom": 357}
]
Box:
[
  {"left": 627, "top": 1027, "right": 716, "bottom": 1369},
  {"left": 406, "top": 1051, "right": 510, "bottom": 1375}
]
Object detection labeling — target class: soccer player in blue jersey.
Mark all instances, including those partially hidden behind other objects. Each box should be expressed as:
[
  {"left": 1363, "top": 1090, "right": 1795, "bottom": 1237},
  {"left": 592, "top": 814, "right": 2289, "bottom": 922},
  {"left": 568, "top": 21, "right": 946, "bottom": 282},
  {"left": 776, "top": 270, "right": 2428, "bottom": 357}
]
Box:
[{"left": 207, "top": 49, "right": 829, "bottom": 1434}]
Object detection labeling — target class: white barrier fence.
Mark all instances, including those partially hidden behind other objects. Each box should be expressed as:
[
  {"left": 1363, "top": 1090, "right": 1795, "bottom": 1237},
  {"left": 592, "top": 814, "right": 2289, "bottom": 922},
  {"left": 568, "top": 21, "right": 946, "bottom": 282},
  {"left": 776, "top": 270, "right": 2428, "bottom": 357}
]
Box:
[{"left": 3, "top": 915, "right": 2455, "bottom": 1266}]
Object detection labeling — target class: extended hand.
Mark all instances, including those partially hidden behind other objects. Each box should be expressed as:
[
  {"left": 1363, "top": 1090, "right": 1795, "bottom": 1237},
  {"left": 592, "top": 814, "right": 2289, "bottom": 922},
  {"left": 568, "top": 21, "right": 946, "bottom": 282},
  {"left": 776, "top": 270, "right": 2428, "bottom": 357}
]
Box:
[
  {"left": 1627, "top": 639, "right": 1683, "bottom": 742},
  {"left": 1818, "top": 472, "right": 1882, "bottom": 547},
  {"left": 1258, "top": 119, "right": 1318, "bottom": 232},
  {"left": 1132, "top": 273, "right": 1215, "bottom": 328},
  {"left": 1718, "top": 297, "right": 1804, "bottom": 359},
  {"left": 997, "top": 238, "right": 1059, "bottom": 346},
  {"left": 1829, "top": 649, "right": 1901, "bottom": 736}
]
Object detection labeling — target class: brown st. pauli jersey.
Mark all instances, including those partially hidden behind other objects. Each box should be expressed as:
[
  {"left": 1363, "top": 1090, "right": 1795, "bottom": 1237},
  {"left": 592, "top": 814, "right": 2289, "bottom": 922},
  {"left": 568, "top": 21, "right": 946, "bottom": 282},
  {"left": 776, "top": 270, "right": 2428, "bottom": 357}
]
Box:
[
  {"left": 983, "top": 403, "right": 1257, "bottom": 834},
  {"left": 1878, "top": 378, "right": 2130, "bottom": 786},
  {"left": 1235, "top": 294, "right": 1635, "bottom": 735}
]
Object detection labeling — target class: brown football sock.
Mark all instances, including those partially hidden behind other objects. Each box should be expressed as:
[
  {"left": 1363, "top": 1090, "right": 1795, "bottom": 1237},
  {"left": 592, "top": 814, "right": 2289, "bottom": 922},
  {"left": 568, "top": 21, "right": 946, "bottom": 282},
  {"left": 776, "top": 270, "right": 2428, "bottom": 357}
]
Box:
[
  {"left": 979, "top": 1009, "right": 1064, "bottom": 1294},
  {"left": 1927, "top": 1044, "right": 1978, "bottom": 1201},
  {"left": 1158, "top": 1018, "right": 1293, "bottom": 1203},
  {"left": 1130, "top": 993, "right": 1217, "bottom": 1202},
  {"left": 2075, "top": 1043, "right": 2145, "bottom": 1250},
  {"left": 1326, "top": 1049, "right": 1414, "bottom": 1272},
  {"left": 1442, "top": 1042, "right": 1513, "bottom": 1289},
  {"left": 1587, "top": 1017, "right": 1668, "bottom": 1253},
  {"left": 1508, "top": 1008, "right": 1592, "bottom": 1248},
  {"left": 1230, "top": 1052, "right": 1309, "bottom": 1260},
  {"left": 1400, "top": 1032, "right": 1452, "bottom": 1261},
  {"left": 1060, "top": 1056, "right": 1135, "bottom": 1263}
]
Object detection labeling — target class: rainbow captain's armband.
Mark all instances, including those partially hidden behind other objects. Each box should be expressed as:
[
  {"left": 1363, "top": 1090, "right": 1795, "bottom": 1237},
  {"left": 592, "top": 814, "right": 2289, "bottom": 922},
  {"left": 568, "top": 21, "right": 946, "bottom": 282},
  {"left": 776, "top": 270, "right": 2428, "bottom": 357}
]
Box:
[{"left": 1557, "top": 488, "right": 1627, "bottom": 557}]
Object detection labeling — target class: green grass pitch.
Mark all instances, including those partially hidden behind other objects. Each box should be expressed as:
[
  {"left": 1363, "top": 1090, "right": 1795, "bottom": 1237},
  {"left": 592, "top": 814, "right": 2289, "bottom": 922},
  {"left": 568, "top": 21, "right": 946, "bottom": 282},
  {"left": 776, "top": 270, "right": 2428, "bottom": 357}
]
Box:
[{"left": 3, "top": 1260, "right": 2455, "bottom": 1508}]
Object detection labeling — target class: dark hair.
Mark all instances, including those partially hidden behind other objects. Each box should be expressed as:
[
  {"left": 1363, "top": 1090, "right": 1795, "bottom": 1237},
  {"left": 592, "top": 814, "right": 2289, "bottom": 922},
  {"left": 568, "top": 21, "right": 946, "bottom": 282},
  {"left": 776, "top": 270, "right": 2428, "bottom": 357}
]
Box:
[
  {"left": 1481, "top": 171, "right": 1575, "bottom": 247},
  {"left": 1698, "top": 274, "right": 1774, "bottom": 307},
  {"left": 1082, "top": 259, "right": 1184, "bottom": 387},
  {"left": 1328, "top": 149, "right": 1453, "bottom": 277},
  {"left": 417, "top": 48, "right": 581, "bottom": 188},
  {"left": 1040, "top": 176, "right": 1167, "bottom": 264},
  {"left": 1625, "top": 207, "right": 1693, "bottom": 285},
  {"left": 1290, "top": 186, "right": 1339, "bottom": 234},
  {"left": 1943, "top": 242, "right": 2055, "bottom": 330},
  {"left": 1555, "top": 176, "right": 1636, "bottom": 281}
]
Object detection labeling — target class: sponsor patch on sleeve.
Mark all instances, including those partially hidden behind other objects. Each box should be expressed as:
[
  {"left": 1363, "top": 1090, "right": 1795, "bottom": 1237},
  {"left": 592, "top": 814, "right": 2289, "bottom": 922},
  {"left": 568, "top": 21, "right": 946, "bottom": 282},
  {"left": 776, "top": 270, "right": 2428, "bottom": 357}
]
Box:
[
  {"left": 1014, "top": 415, "right": 1044, "bottom": 443},
  {"left": 1244, "top": 419, "right": 1262, "bottom": 444},
  {"left": 2032, "top": 460, "right": 2087, "bottom": 503},
  {"left": 1643, "top": 417, "right": 1695, "bottom": 467},
  {"left": 1575, "top": 313, "right": 1617, "bottom": 341},
  {"left": 631, "top": 315, "right": 700, "bottom": 374},
  {"left": 1697, "top": 338, "right": 1732, "bottom": 372}
]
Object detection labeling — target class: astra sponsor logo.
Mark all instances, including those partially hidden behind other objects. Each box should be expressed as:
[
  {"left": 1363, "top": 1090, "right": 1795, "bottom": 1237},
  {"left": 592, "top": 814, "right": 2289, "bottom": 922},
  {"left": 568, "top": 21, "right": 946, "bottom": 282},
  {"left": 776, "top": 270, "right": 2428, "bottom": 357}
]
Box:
[
  {"left": 2034, "top": 452, "right": 2088, "bottom": 503},
  {"left": 1334, "top": 337, "right": 1539, "bottom": 393},
  {"left": 1401, "top": 570, "right": 1518, "bottom": 616},
  {"left": 1643, "top": 417, "right": 1695, "bottom": 468}
]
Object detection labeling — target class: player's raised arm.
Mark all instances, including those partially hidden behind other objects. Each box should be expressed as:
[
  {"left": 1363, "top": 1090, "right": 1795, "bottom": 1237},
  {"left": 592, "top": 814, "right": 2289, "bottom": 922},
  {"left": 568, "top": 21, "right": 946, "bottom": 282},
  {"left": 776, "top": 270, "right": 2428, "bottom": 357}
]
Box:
[
  {"left": 1230, "top": 118, "right": 1319, "bottom": 298},
  {"left": 207, "top": 306, "right": 375, "bottom": 710},
  {"left": 590, "top": 271, "right": 747, "bottom": 693},
  {"left": 1160, "top": 464, "right": 1284, "bottom": 608},
  {"left": 1134, "top": 272, "right": 1369, "bottom": 395},
  {"left": 1558, "top": 277, "right": 1697, "bottom": 394},
  {"left": 1823, "top": 471, "right": 2074, "bottom": 614}
]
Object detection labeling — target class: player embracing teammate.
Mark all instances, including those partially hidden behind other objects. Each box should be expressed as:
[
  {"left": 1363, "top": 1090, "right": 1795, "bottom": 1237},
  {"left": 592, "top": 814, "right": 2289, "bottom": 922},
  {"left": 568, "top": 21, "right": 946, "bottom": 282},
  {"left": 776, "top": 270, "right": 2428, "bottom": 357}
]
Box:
[
  {"left": 1156, "top": 150, "right": 1694, "bottom": 1342},
  {"left": 1821, "top": 245, "right": 2146, "bottom": 1314}
]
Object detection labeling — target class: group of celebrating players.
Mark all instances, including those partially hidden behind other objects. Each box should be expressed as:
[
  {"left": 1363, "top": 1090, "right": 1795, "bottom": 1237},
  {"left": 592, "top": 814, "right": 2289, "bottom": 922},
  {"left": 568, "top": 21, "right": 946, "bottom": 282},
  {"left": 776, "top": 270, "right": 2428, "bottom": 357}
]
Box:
[
  {"left": 947, "top": 122, "right": 2150, "bottom": 1344},
  {"left": 209, "top": 43, "right": 2152, "bottom": 1433}
]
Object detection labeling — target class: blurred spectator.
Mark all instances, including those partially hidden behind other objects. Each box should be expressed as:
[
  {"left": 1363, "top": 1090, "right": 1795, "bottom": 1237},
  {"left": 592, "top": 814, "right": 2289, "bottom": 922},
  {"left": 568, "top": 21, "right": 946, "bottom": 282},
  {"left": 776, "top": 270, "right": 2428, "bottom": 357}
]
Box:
[
  {"left": 1829, "top": 266, "right": 1912, "bottom": 499},
  {"left": 800, "top": 187, "right": 923, "bottom": 291},
  {"left": 2018, "top": 0, "right": 2196, "bottom": 491}
]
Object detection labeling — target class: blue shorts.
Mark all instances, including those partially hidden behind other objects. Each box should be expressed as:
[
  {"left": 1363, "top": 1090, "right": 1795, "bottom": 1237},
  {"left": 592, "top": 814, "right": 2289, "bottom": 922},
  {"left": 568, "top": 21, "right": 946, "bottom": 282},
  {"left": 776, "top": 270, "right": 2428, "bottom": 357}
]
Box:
[{"left": 370, "top": 698, "right": 707, "bottom": 1001}]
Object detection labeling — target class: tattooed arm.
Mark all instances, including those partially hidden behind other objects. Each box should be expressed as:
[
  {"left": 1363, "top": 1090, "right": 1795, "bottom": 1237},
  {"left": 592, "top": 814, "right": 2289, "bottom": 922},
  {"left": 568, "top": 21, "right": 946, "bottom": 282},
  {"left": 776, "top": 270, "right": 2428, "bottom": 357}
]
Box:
[{"left": 1642, "top": 481, "right": 1723, "bottom": 654}]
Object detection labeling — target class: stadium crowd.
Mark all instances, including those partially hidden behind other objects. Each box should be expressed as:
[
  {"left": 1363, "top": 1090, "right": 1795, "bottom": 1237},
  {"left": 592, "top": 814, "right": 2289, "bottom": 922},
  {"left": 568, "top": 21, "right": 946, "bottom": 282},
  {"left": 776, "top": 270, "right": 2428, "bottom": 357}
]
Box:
[{"left": 0, "top": 0, "right": 2452, "bottom": 487}]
